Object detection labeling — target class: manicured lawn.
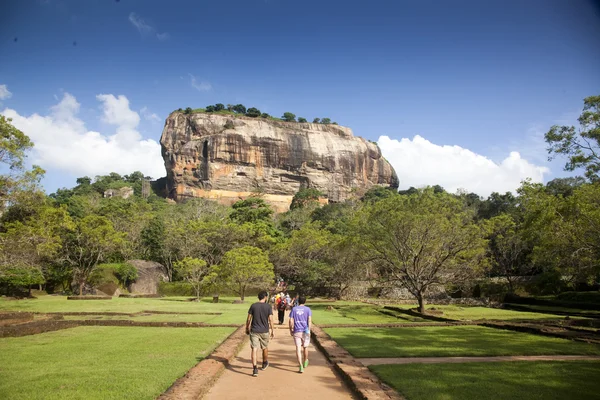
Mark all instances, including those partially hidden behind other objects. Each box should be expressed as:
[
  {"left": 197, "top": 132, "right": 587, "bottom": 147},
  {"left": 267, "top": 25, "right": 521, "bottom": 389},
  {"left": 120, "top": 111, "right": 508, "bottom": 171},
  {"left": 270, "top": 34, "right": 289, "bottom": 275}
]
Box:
[
  {"left": 370, "top": 361, "right": 600, "bottom": 400},
  {"left": 311, "top": 304, "right": 429, "bottom": 325},
  {"left": 388, "top": 304, "right": 571, "bottom": 320},
  {"left": 324, "top": 326, "right": 600, "bottom": 358},
  {"left": 62, "top": 313, "right": 219, "bottom": 323},
  {"left": 0, "top": 326, "right": 235, "bottom": 400}
]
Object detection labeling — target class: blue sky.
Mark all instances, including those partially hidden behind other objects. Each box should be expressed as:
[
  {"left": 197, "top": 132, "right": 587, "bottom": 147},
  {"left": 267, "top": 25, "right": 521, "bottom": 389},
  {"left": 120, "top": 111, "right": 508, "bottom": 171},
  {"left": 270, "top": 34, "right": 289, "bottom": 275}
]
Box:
[{"left": 1, "top": 0, "right": 599, "bottom": 196}]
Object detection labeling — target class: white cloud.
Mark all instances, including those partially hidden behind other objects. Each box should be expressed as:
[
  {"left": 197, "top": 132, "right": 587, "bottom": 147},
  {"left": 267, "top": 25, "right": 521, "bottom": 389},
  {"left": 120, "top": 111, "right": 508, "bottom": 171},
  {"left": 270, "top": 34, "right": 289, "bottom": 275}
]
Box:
[
  {"left": 140, "top": 106, "right": 161, "bottom": 123},
  {"left": 0, "top": 84, "right": 12, "bottom": 100},
  {"left": 128, "top": 12, "right": 169, "bottom": 41},
  {"left": 378, "top": 135, "right": 549, "bottom": 197},
  {"left": 189, "top": 73, "right": 212, "bottom": 92},
  {"left": 1, "top": 93, "right": 165, "bottom": 179}
]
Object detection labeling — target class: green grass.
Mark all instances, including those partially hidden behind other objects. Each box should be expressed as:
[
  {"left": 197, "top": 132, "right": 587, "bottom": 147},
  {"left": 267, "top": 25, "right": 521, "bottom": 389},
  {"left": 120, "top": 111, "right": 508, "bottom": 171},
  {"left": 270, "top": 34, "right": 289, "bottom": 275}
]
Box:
[
  {"left": 324, "top": 326, "right": 600, "bottom": 358},
  {"left": 370, "top": 361, "right": 600, "bottom": 400},
  {"left": 61, "top": 314, "right": 219, "bottom": 323},
  {"left": 388, "top": 304, "right": 571, "bottom": 320},
  {"left": 505, "top": 303, "right": 600, "bottom": 317},
  {"left": 310, "top": 304, "right": 429, "bottom": 325},
  {"left": 0, "top": 326, "right": 235, "bottom": 400}
]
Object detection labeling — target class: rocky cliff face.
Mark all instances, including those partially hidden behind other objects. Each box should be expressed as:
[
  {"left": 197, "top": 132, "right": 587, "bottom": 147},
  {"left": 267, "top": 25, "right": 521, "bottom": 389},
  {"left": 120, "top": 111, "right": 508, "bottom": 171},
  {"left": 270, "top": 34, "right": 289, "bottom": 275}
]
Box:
[{"left": 160, "top": 112, "right": 398, "bottom": 211}]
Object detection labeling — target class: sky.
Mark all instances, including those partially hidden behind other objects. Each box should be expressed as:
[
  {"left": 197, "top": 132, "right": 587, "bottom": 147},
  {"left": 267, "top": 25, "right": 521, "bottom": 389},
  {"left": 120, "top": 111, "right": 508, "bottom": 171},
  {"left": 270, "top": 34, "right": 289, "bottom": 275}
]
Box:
[{"left": 1, "top": 0, "right": 599, "bottom": 197}]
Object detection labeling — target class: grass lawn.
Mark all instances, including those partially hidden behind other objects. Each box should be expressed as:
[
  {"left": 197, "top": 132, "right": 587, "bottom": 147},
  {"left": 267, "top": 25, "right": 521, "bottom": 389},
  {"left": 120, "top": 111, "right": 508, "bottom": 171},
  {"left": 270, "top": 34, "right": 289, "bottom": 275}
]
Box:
[
  {"left": 324, "top": 325, "right": 600, "bottom": 358},
  {"left": 370, "top": 361, "right": 600, "bottom": 400},
  {"left": 311, "top": 304, "right": 429, "bottom": 325},
  {"left": 504, "top": 303, "right": 600, "bottom": 317},
  {"left": 388, "top": 304, "right": 571, "bottom": 321},
  {"left": 61, "top": 314, "right": 219, "bottom": 323},
  {"left": 0, "top": 326, "right": 235, "bottom": 400}
]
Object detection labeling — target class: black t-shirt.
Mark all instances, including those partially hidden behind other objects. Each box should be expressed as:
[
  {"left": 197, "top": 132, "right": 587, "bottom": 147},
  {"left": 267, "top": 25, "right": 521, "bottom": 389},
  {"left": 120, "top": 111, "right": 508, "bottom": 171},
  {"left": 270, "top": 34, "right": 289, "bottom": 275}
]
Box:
[{"left": 248, "top": 302, "right": 272, "bottom": 333}]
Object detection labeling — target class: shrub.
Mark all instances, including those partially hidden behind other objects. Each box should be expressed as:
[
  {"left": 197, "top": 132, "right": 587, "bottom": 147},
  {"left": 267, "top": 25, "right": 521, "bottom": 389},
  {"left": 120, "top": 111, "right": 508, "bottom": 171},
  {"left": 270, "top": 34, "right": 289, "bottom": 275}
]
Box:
[
  {"left": 205, "top": 105, "right": 216, "bottom": 113},
  {"left": 233, "top": 104, "right": 247, "bottom": 114},
  {"left": 282, "top": 112, "right": 296, "bottom": 122},
  {"left": 184, "top": 107, "right": 192, "bottom": 114},
  {"left": 215, "top": 103, "right": 225, "bottom": 111},
  {"left": 158, "top": 281, "right": 195, "bottom": 296},
  {"left": 298, "top": 117, "right": 307, "bottom": 123},
  {"left": 321, "top": 118, "right": 331, "bottom": 124},
  {"left": 261, "top": 113, "right": 270, "bottom": 118},
  {"left": 246, "top": 107, "right": 261, "bottom": 118},
  {"left": 313, "top": 118, "right": 320, "bottom": 123}
]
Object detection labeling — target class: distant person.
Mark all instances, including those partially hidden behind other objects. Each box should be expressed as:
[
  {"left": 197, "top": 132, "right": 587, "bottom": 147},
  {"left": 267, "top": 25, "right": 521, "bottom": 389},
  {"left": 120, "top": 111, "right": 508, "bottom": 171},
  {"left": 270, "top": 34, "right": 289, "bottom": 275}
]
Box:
[
  {"left": 277, "top": 292, "right": 287, "bottom": 324},
  {"left": 292, "top": 294, "right": 299, "bottom": 308},
  {"left": 288, "top": 295, "right": 312, "bottom": 373},
  {"left": 246, "top": 291, "right": 274, "bottom": 377}
]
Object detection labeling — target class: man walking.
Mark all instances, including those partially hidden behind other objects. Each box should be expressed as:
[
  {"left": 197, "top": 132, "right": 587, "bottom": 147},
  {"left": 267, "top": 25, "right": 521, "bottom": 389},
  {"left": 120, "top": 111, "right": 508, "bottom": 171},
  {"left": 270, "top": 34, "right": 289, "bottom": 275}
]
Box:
[
  {"left": 246, "top": 291, "right": 274, "bottom": 377},
  {"left": 277, "top": 292, "right": 286, "bottom": 324},
  {"left": 288, "top": 295, "right": 312, "bottom": 373}
]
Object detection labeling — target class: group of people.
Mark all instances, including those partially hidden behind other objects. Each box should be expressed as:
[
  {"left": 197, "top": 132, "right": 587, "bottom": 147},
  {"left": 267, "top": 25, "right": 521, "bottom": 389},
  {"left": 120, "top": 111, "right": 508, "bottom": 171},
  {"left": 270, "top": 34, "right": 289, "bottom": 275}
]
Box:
[{"left": 246, "top": 291, "right": 312, "bottom": 377}]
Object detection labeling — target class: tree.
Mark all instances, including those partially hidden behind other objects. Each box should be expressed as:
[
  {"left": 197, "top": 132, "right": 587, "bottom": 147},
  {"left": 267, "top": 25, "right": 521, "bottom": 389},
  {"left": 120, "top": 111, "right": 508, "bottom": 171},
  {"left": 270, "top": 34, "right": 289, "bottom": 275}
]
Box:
[
  {"left": 282, "top": 112, "right": 296, "bottom": 122},
  {"left": 218, "top": 246, "right": 274, "bottom": 300},
  {"left": 0, "top": 265, "right": 44, "bottom": 296},
  {"left": 233, "top": 104, "right": 247, "bottom": 114},
  {"left": 478, "top": 191, "right": 518, "bottom": 220},
  {"left": 174, "top": 257, "right": 209, "bottom": 300},
  {"left": 226, "top": 104, "right": 234, "bottom": 112},
  {"left": 215, "top": 103, "right": 225, "bottom": 111},
  {"left": 312, "top": 118, "right": 320, "bottom": 123},
  {"left": 484, "top": 214, "right": 532, "bottom": 293},
  {"left": 321, "top": 118, "right": 331, "bottom": 124},
  {"left": 545, "top": 95, "right": 600, "bottom": 181},
  {"left": 184, "top": 107, "right": 192, "bottom": 114},
  {"left": 63, "top": 215, "right": 124, "bottom": 295},
  {"left": 230, "top": 198, "right": 273, "bottom": 224},
  {"left": 205, "top": 105, "right": 216, "bottom": 113},
  {"left": 261, "top": 113, "right": 271, "bottom": 118},
  {"left": 545, "top": 177, "right": 586, "bottom": 197},
  {"left": 246, "top": 107, "right": 261, "bottom": 118},
  {"left": 290, "top": 188, "right": 322, "bottom": 210},
  {"left": 356, "top": 189, "right": 485, "bottom": 313},
  {"left": 298, "top": 117, "right": 307, "bottom": 123},
  {"left": 362, "top": 186, "right": 397, "bottom": 203}
]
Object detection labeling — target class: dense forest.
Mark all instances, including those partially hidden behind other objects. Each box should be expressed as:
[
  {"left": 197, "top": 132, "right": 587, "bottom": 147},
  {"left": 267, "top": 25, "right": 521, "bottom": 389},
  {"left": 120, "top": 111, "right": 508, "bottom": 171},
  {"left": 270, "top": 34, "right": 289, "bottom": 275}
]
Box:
[{"left": 1, "top": 95, "right": 598, "bottom": 311}]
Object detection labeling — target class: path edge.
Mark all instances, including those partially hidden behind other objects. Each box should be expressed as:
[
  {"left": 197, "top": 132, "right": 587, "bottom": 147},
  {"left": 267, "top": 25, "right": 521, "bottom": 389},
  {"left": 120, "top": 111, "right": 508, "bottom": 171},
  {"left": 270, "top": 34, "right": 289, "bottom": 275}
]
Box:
[
  {"left": 157, "top": 325, "right": 247, "bottom": 400},
  {"left": 311, "top": 325, "right": 405, "bottom": 400}
]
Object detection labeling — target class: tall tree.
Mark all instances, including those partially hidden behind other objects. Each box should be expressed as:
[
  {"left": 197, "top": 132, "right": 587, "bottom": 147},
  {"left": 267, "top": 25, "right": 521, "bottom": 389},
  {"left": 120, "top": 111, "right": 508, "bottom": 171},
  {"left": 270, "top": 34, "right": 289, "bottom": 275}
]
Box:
[
  {"left": 545, "top": 95, "right": 600, "bottom": 181},
  {"left": 356, "top": 189, "right": 485, "bottom": 313},
  {"left": 174, "top": 257, "right": 209, "bottom": 300},
  {"left": 281, "top": 112, "right": 296, "bottom": 122},
  {"left": 218, "top": 246, "right": 274, "bottom": 301}
]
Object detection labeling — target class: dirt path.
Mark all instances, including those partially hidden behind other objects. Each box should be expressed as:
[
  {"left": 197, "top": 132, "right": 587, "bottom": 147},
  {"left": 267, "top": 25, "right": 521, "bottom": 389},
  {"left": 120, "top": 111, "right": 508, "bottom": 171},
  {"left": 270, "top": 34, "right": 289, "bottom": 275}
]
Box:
[
  {"left": 359, "top": 355, "right": 600, "bottom": 365},
  {"left": 203, "top": 317, "right": 354, "bottom": 400}
]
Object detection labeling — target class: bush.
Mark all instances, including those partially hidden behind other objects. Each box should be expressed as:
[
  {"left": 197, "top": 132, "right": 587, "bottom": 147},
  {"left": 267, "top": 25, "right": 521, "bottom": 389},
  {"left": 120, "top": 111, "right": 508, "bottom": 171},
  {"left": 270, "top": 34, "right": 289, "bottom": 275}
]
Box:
[
  {"left": 184, "top": 107, "right": 192, "bottom": 114},
  {"left": 246, "top": 107, "right": 261, "bottom": 118},
  {"left": 282, "top": 112, "right": 296, "bottom": 122},
  {"left": 298, "top": 117, "right": 307, "bottom": 123},
  {"left": 526, "top": 270, "right": 568, "bottom": 296},
  {"left": 557, "top": 291, "right": 600, "bottom": 304},
  {"left": 158, "top": 281, "right": 195, "bottom": 296}
]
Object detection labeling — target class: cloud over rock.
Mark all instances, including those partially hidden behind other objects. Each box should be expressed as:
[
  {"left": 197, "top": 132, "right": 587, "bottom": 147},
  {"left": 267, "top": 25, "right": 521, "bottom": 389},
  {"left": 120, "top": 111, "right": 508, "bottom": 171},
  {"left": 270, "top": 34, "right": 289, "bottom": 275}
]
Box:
[{"left": 378, "top": 135, "right": 549, "bottom": 197}]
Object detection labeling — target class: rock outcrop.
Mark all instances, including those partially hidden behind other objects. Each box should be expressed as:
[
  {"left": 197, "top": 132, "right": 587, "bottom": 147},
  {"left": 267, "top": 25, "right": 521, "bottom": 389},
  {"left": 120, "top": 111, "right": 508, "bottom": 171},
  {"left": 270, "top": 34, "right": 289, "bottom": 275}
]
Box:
[
  {"left": 160, "top": 113, "right": 398, "bottom": 211},
  {"left": 127, "top": 260, "right": 168, "bottom": 294}
]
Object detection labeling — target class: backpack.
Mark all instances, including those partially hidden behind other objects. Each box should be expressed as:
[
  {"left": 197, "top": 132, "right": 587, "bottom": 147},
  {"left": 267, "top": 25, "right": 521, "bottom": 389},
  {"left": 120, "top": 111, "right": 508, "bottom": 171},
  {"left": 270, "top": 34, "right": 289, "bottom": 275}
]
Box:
[{"left": 278, "top": 298, "right": 287, "bottom": 310}]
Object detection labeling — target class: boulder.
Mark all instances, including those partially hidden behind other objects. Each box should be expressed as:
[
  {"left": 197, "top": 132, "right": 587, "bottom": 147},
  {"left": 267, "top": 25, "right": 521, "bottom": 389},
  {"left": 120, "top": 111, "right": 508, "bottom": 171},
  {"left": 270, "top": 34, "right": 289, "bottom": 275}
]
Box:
[{"left": 127, "top": 260, "right": 168, "bottom": 294}]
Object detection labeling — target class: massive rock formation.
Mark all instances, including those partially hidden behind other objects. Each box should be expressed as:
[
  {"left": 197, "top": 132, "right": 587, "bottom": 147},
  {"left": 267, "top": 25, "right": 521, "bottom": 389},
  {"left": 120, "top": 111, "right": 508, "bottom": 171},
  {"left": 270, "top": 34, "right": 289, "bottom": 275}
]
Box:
[{"left": 160, "top": 112, "right": 398, "bottom": 211}]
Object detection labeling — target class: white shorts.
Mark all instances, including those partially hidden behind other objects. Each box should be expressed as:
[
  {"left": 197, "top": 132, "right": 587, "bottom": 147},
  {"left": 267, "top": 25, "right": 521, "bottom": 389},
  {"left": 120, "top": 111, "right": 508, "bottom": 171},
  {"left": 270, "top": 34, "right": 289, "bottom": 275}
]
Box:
[{"left": 293, "top": 331, "right": 310, "bottom": 348}]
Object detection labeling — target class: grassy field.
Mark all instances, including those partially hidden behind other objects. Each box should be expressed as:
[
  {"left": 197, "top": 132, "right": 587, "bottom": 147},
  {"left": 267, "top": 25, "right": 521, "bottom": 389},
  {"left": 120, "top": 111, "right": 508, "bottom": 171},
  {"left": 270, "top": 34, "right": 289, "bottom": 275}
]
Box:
[
  {"left": 387, "top": 304, "right": 572, "bottom": 320},
  {"left": 0, "top": 326, "right": 235, "bottom": 400},
  {"left": 370, "top": 361, "right": 600, "bottom": 400},
  {"left": 311, "top": 303, "right": 429, "bottom": 325},
  {"left": 324, "top": 325, "right": 600, "bottom": 358}
]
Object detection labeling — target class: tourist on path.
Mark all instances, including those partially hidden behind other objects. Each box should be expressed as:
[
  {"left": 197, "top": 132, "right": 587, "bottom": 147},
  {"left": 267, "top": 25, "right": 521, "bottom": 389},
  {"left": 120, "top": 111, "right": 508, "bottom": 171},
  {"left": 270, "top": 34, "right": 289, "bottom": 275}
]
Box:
[
  {"left": 277, "top": 292, "right": 287, "bottom": 324},
  {"left": 288, "top": 295, "right": 312, "bottom": 373},
  {"left": 246, "top": 291, "right": 274, "bottom": 377}
]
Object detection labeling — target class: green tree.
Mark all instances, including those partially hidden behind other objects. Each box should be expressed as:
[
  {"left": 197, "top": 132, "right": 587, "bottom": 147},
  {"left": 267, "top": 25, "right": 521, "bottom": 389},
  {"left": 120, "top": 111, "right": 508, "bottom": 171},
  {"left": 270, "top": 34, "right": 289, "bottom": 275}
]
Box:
[
  {"left": 246, "top": 107, "right": 261, "bottom": 118},
  {"left": 261, "top": 113, "right": 271, "bottom": 118},
  {"left": 215, "top": 103, "right": 225, "bottom": 111},
  {"left": 0, "top": 265, "right": 44, "bottom": 296},
  {"left": 63, "top": 215, "right": 124, "bottom": 295},
  {"left": 205, "top": 105, "right": 216, "bottom": 112},
  {"left": 545, "top": 177, "right": 586, "bottom": 197},
  {"left": 184, "top": 107, "right": 192, "bottom": 114},
  {"left": 312, "top": 118, "right": 320, "bottom": 123},
  {"left": 230, "top": 197, "right": 274, "bottom": 224},
  {"left": 362, "top": 186, "right": 397, "bottom": 203},
  {"left": 174, "top": 257, "right": 209, "bottom": 300},
  {"left": 545, "top": 95, "right": 600, "bottom": 181},
  {"left": 321, "top": 118, "right": 331, "bottom": 124},
  {"left": 298, "top": 117, "right": 307, "bottom": 123},
  {"left": 233, "top": 104, "right": 247, "bottom": 114},
  {"left": 290, "top": 188, "right": 322, "bottom": 210},
  {"left": 281, "top": 112, "right": 296, "bottom": 122},
  {"left": 356, "top": 189, "right": 485, "bottom": 313},
  {"left": 218, "top": 246, "right": 274, "bottom": 300}
]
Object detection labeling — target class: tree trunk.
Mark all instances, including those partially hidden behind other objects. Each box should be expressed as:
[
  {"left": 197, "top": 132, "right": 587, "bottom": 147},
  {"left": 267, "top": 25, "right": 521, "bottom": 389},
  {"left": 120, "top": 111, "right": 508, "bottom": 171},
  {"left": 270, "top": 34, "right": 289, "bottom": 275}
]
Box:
[
  {"left": 417, "top": 292, "right": 425, "bottom": 314},
  {"left": 79, "top": 281, "right": 85, "bottom": 296},
  {"left": 241, "top": 286, "right": 245, "bottom": 302}
]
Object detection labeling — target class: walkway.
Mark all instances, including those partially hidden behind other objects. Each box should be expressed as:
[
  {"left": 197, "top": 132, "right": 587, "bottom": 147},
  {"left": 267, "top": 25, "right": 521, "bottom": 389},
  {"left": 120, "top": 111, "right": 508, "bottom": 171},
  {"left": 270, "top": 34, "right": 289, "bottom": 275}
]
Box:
[
  {"left": 359, "top": 355, "right": 600, "bottom": 365},
  {"left": 203, "top": 319, "right": 354, "bottom": 400}
]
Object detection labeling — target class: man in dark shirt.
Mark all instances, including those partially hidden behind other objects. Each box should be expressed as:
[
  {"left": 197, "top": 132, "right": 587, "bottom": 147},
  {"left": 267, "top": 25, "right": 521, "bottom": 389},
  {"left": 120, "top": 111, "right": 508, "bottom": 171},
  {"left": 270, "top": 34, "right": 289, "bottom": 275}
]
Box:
[{"left": 246, "top": 291, "right": 274, "bottom": 377}]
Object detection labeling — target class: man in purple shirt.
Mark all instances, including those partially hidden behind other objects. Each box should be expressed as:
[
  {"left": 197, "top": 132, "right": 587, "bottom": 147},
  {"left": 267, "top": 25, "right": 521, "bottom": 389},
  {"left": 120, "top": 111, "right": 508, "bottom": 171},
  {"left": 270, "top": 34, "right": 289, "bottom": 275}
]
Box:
[{"left": 288, "top": 295, "right": 312, "bottom": 373}]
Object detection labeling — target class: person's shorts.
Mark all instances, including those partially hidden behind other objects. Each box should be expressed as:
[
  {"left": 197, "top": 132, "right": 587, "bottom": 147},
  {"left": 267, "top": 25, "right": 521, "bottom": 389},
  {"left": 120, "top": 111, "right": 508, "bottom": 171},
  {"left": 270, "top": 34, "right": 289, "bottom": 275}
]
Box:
[
  {"left": 250, "top": 332, "right": 270, "bottom": 349},
  {"left": 293, "top": 331, "right": 310, "bottom": 348}
]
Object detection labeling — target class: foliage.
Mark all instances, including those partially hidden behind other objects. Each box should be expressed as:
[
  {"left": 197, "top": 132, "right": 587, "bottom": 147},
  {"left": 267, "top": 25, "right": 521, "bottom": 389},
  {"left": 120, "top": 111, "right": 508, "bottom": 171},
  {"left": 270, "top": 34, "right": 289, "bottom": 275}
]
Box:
[
  {"left": 289, "top": 187, "right": 322, "bottom": 210},
  {"left": 355, "top": 189, "right": 486, "bottom": 312},
  {"left": 320, "top": 118, "right": 331, "bottom": 124},
  {"left": 298, "top": 117, "right": 307, "bottom": 123},
  {"left": 232, "top": 104, "right": 247, "bottom": 114},
  {"left": 184, "top": 107, "right": 192, "bottom": 114},
  {"left": 313, "top": 118, "right": 320, "bottom": 123},
  {"left": 229, "top": 197, "right": 274, "bottom": 224},
  {"left": 361, "top": 186, "right": 397, "bottom": 203},
  {"left": 0, "top": 265, "right": 45, "bottom": 293},
  {"left": 246, "top": 107, "right": 261, "bottom": 117},
  {"left": 217, "top": 245, "right": 274, "bottom": 300},
  {"left": 281, "top": 112, "right": 296, "bottom": 122},
  {"left": 174, "top": 257, "right": 209, "bottom": 299},
  {"left": 545, "top": 95, "right": 600, "bottom": 181}
]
